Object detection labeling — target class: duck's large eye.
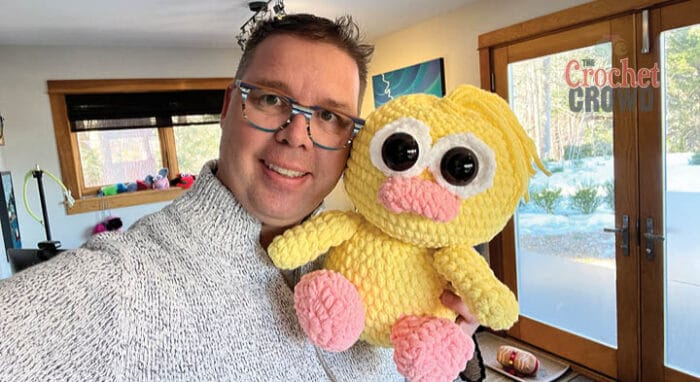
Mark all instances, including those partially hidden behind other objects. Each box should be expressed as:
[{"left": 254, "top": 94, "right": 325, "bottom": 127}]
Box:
[
  {"left": 440, "top": 147, "right": 478, "bottom": 186},
  {"left": 382, "top": 133, "right": 419, "bottom": 171},
  {"left": 369, "top": 117, "right": 432, "bottom": 177},
  {"left": 429, "top": 133, "right": 496, "bottom": 199}
]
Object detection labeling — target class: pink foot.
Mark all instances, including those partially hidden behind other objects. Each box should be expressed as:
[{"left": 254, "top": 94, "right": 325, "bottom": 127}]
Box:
[
  {"left": 294, "top": 270, "right": 365, "bottom": 352},
  {"left": 390, "top": 315, "right": 474, "bottom": 382}
]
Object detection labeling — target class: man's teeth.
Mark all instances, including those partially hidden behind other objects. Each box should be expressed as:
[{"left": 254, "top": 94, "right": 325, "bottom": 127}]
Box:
[{"left": 267, "top": 163, "right": 305, "bottom": 178}]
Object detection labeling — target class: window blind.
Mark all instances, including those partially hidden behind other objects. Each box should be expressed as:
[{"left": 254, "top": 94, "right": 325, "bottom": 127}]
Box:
[{"left": 66, "top": 89, "right": 225, "bottom": 132}]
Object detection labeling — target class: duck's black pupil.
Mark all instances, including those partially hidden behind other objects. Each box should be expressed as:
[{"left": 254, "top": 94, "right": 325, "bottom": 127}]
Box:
[
  {"left": 381, "top": 133, "right": 419, "bottom": 172},
  {"left": 441, "top": 147, "right": 478, "bottom": 186}
]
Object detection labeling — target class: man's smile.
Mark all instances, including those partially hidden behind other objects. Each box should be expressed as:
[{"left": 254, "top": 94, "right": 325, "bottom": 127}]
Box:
[{"left": 262, "top": 160, "right": 310, "bottom": 179}]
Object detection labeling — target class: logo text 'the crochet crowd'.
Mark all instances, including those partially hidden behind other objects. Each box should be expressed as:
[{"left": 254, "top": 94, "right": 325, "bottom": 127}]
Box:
[{"left": 566, "top": 58, "right": 660, "bottom": 112}]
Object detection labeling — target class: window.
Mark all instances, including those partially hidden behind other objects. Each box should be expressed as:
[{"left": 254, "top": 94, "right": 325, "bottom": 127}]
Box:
[
  {"left": 480, "top": 1, "right": 700, "bottom": 381},
  {"left": 48, "top": 78, "right": 230, "bottom": 214}
]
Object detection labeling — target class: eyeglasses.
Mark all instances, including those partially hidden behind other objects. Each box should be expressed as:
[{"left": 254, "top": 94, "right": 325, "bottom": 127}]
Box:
[{"left": 234, "top": 79, "right": 364, "bottom": 150}]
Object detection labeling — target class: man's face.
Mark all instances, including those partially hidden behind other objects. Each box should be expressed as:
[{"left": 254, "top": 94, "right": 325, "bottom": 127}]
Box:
[{"left": 217, "top": 34, "right": 360, "bottom": 229}]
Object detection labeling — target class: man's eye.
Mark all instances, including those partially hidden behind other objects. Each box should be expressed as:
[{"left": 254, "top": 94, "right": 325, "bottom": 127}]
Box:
[
  {"left": 318, "top": 109, "right": 338, "bottom": 122},
  {"left": 261, "top": 94, "right": 282, "bottom": 106}
]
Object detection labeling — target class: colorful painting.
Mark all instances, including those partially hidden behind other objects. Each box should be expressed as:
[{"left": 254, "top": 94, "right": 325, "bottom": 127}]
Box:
[
  {"left": 372, "top": 58, "right": 445, "bottom": 108},
  {"left": 0, "top": 172, "right": 21, "bottom": 251}
]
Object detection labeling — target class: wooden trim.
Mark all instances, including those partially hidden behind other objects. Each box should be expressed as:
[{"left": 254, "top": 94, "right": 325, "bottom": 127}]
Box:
[
  {"left": 47, "top": 77, "right": 228, "bottom": 214},
  {"left": 479, "top": 48, "right": 492, "bottom": 91},
  {"left": 489, "top": 44, "right": 516, "bottom": 337},
  {"left": 67, "top": 188, "right": 183, "bottom": 215},
  {"left": 499, "top": 219, "right": 517, "bottom": 300},
  {"left": 83, "top": 185, "right": 102, "bottom": 195},
  {"left": 660, "top": 0, "right": 700, "bottom": 31},
  {"left": 480, "top": 1, "right": 700, "bottom": 381},
  {"left": 610, "top": 15, "right": 642, "bottom": 382},
  {"left": 518, "top": 317, "right": 618, "bottom": 378},
  {"left": 490, "top": 43, "right": 517, "bottom": 337},
  {"left": 667, "top": 367, "right": 700, "bottom": 382},
  {"left": 483, "top": 16, "right": 646, "bottom": 380},
  {"left": 637, "top": 8, "right": 664, "bottom": 382},
  {"left": 486, "top": 233, "right": 504, "bottom": 281},
  {"left": 491, "top": 46, "right": 509, "bottom": 100},
  {"left": 47, "top": 78, "right": 232, "bottom": 94},
  {"left": 505, "top": 21, "right": 612, "bottom": 64},
  {"left": 570, "top": 364, "right": 619, "bottom": 382},
  {"left": 478, "top": 0, "right": 676, "bottom": 49},
  {"left": 159, "top": 127, "right": 179, "bottom": 178},
  {"left": 638, "top": 3, "right": 700, "bottom": 381},
  {"left": 49, "top": 94, "right": 83, "bottom": 199}
]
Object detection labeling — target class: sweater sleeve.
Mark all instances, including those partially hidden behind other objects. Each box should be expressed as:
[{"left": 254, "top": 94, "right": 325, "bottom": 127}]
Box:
[{"left": 0, "top": 247, "right": 124, "bottom": 381}]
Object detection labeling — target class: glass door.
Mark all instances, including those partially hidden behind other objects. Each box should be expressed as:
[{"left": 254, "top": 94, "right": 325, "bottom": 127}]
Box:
[
  {"left": 510, "top": 42, "right": 617, "bottom": 348},
  {"left": 485, "top": 2, "right": 700, "bottom": 381},
  {"left": 639, "top": 2, "right": 700, "bottom": 381},
  {"left": 491, "top": 17, "right": 640, "bottom": 380}
]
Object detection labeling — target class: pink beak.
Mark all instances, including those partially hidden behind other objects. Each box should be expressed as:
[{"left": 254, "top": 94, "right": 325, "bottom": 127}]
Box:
[{"left": 377, "top": 176, "right": 461, "bottom": 222}]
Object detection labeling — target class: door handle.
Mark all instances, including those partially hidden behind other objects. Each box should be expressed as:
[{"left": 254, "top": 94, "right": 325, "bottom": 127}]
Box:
[
  {"left": 644, "top": 217, "right": 665, "bottom": 261},
  {"left": 604, "top": 214, "right": 629, "bottom": 256}
]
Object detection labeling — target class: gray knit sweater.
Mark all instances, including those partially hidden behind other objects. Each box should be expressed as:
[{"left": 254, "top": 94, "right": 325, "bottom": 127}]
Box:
[{"left": 0, "top": 161, "right": 403, "bottom": 381}]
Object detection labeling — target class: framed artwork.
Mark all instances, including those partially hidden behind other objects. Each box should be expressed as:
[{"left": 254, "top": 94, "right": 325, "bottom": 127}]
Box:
[
  {"left": 0, "top": 172, "right": 21, "bottom": 251},
  {"left": 372, "top": 57, "right": 445, "bottom": 108}
]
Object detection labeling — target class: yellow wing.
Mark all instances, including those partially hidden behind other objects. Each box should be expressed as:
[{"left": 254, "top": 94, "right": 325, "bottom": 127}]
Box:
[
  {"left": 433, "top": 245, "right": 518, "bottom": 330},
  {"left": 267, "top": 210, "right": 363, "bottom": 269}
]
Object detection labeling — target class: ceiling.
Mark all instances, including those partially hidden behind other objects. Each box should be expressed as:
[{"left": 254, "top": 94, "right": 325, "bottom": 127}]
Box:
[{"left": 0, "top": 0, "right": 477, "bottom": 48}]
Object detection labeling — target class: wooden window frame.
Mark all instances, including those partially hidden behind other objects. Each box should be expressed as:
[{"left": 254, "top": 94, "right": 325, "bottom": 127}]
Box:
[{"left": 47, "top": 78, "right": 231, "bottom": 215}]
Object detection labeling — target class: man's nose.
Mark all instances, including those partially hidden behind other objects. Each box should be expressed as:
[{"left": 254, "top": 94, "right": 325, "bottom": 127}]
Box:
[{"left": 274, "top": 112, "right": 313, "bottom": 149}]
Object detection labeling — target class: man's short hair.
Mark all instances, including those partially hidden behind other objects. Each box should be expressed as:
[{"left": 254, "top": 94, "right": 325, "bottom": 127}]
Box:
[{"left": 235, "top": 13, "right": 374, "bottom": 105}]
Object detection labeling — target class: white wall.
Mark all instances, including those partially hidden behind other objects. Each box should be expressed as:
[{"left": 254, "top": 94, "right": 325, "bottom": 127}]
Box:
[{"left": 0, "top": 45, "right": 239, "bottom": 258}]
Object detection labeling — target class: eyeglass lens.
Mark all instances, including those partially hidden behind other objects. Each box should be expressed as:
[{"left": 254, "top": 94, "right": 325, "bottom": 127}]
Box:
[{"left": 242, "top": 87, "right": 355, "bottom": 149}]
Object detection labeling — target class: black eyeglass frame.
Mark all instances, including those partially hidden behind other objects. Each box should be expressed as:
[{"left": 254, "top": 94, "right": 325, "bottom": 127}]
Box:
[{"left": 234, "top": 79, "right": 364, "bottom": 150}]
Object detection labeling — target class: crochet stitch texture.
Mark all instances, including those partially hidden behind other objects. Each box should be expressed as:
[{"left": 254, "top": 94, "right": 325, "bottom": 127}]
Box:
[
  {"left": 0, "top": 161, "right": 402, "bottom": 381},
  {"left": 269, "top": 85, "right": 548, "bottom": 382}
]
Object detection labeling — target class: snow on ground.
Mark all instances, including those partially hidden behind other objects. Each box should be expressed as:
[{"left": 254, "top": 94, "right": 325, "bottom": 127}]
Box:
[
  {"left": 517, "top": 212, "right": 614, "bottom": 236},
  {"left": 667, "top": 152, "right": 700, "bottom": 192},
  {"left": 514, "top": 152, "right": 698, "bottom": 262},
  {"left": 524, "top": 151, "right": 698, "bottom": 197},
  {"left": 515, "top": 152, "right": 700, "bottom": 375}
]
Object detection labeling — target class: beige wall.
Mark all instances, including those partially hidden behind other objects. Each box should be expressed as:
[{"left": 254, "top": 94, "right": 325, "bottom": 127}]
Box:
[{"left": 360, "top": 0, "right": 592, "bottom": 117}]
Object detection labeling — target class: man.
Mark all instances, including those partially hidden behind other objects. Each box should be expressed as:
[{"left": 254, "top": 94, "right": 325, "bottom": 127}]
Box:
[
  {"left": 0, "top": 14, "right": 478, "bottom": 381},
  {"left": 217, "top": 14, "right": 368, "bottom": 249}
]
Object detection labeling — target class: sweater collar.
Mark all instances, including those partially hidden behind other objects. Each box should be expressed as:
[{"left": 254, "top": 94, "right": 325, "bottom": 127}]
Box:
[{"left": 170, "top": 160, "right": 262, "bottom": 246}]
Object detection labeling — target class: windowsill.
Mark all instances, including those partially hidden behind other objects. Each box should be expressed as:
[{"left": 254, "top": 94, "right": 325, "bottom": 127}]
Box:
[
  {"left": 65, "top": 187, "right": 184, "bottom": 215},
  {"left": 480, "top": 330, "right": 618, "bottom": 381}
]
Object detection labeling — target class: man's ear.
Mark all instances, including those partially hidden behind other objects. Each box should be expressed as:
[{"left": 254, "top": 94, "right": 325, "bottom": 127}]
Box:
[{"left": 220, "top": 83, "right": 235, "bottom": 119}]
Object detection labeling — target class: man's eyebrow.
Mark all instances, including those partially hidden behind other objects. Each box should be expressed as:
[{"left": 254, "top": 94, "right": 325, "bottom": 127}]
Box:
[
  {"left": 319, "top": 98, "right": 355, "bottom": 116},
  {"left": 251, "top": 78, "right": 355, "bottom": 115},
  {"left": 252, "top": 79, "right": 292, "bottom": 94}
]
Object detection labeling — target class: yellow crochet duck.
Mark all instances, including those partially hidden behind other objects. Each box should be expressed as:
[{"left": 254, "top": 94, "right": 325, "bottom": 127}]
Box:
[{"left": 268, "top": 84, "right": 547, "bottom": 382}]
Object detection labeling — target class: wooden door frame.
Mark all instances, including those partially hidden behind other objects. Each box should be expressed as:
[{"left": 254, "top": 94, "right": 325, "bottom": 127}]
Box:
[
  {"left": 637, "top": 2, "right": 700, "bottom": 381},
  {"left": 485, "top": 18, "right": 639, "bottom": 380}
]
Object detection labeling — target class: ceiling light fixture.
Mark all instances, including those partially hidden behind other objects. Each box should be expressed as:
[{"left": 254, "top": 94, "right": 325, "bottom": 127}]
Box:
[{"left": 236, "top": 0, "right": 287, "bottom": 50}]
